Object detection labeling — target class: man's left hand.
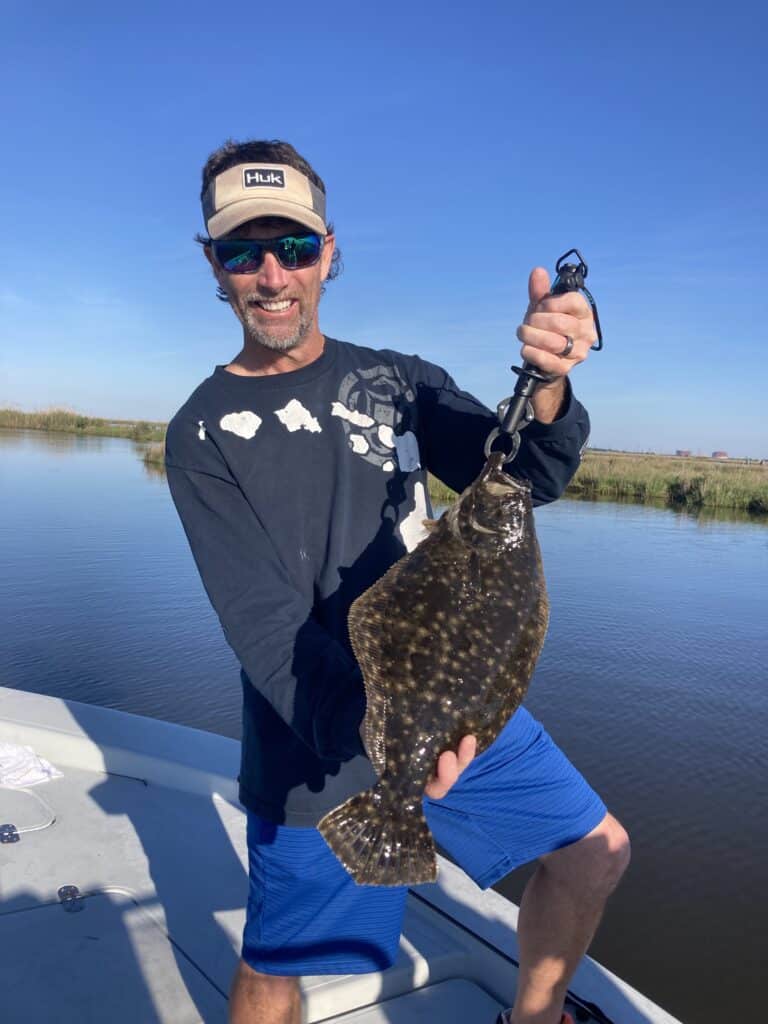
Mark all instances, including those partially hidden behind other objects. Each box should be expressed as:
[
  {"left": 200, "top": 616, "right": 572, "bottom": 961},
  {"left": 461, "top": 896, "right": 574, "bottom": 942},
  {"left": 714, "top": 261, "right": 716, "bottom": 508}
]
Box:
[{"left": 516, "top": 267, "right": 598, "bottom": 422}]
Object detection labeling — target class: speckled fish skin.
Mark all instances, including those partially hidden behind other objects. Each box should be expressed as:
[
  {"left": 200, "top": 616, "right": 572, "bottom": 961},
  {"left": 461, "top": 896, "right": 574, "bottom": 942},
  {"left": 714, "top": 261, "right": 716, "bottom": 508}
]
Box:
[{"left": 317, "top": 451, "right": 549, "bottom": 886}]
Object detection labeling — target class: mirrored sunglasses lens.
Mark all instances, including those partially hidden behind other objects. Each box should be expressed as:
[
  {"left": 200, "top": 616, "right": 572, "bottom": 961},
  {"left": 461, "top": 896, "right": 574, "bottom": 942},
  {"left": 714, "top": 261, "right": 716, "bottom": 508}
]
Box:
[
  {"left": 276, "top": 234, "right": 322, "bottom": 269},
  {"left": 215, "top": 241, "right": 264, "bottom": 273}
]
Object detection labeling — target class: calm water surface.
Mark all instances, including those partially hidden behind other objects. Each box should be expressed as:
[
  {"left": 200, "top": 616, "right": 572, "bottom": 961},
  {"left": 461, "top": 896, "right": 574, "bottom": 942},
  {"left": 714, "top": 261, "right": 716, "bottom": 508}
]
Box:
[{"left": 2, "top": 428, "right": 766, "bottom": 1024}]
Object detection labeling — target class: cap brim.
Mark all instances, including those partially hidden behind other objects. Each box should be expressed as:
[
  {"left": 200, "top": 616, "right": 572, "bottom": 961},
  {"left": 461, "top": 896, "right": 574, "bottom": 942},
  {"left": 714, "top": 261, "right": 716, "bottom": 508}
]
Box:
[{"left": 207, "top": 199, "right": 327, "bottom": 239}]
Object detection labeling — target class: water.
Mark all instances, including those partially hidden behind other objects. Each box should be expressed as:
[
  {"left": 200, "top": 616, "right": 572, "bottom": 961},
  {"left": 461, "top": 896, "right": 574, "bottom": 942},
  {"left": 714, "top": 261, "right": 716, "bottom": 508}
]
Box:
[{"left": 2, "top": 428, "right": 766, "bottom": 1024}]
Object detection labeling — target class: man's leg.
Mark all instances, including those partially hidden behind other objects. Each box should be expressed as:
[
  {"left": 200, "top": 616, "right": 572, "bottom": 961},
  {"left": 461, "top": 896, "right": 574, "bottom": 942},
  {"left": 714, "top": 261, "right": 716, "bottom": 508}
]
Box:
[
  {"left": 424, "top": 709, "right": 629, "bottom": 1024},
  {"left": 236, "top": 812, "right": 407, "bottom": 1024},
  {"left": 507, "top": 812, "right": 630, "bottom": 1024},
  {"left": 229, "top": 959, "right": 301, "bottom": 1024}
]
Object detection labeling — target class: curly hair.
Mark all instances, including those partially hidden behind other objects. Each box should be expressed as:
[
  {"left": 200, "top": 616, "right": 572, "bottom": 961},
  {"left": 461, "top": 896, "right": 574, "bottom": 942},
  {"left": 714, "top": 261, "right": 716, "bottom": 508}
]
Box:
[{"left": 195, "top": 139, "right": 342, "bottom": 301}]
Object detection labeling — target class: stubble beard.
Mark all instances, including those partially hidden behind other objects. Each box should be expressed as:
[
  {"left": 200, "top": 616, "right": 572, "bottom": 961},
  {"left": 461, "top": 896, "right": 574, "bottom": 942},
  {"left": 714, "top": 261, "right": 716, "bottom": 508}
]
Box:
[{"left": 240, "top": 298, "right": 315, "bottom": 353}]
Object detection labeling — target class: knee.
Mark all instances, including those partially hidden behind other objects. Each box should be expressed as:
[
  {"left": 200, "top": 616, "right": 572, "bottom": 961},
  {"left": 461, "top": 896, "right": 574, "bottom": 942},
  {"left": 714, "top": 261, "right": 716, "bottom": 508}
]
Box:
[
  {"left": 544, "top": 813, "right": 631, "bottom": 896},
  {"left": 596, "top": 814, "right": 631, "bottom": 889}
]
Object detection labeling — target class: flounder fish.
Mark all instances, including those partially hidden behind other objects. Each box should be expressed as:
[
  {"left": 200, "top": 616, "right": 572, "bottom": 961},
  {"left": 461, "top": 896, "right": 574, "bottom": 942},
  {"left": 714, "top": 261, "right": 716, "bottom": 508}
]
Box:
[{"left": 318, "top": 451, "right": 549, "bottom": 886}]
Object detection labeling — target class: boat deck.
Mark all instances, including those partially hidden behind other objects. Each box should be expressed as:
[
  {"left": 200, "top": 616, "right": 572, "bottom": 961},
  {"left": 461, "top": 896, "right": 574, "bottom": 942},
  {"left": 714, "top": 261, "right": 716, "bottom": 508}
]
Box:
[{"left": 0, "top": 686, "right": 680, "bottom": 1023}]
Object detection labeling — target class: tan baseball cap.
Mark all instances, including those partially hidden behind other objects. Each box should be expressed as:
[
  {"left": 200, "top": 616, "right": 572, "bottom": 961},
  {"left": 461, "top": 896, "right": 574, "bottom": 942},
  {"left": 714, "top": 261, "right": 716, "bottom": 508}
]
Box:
[{"left": 202, "top": 163, "right": 327, "bottom": 239}]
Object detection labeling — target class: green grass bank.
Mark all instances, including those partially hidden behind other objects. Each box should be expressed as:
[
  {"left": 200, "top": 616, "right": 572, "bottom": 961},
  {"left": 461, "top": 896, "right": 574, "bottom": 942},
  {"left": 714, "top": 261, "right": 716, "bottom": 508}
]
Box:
[
  {"left": 144, "top": 442, "right": 768, "bottom": 515},
  {"left": 428, "top": 453, "right": 768, "bottom": 516},
  {"left": 0, "top": 408, "right": 165, "bottom": 444},
  {"left": 571, "top": 451, "right": 768, "bottom": 516},
  {"left": 4, "top": 408, "right": 766, "bottom": 516},
  {"left": 416, "top": 452, "right": 768, "bottom": 516}
]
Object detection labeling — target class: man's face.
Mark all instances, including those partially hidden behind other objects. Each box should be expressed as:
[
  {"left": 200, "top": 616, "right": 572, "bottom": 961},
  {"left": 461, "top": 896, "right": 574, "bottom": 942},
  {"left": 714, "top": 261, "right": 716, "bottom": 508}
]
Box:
[{"left": 206, "top": 217, "right": 335, "bottom": 353}]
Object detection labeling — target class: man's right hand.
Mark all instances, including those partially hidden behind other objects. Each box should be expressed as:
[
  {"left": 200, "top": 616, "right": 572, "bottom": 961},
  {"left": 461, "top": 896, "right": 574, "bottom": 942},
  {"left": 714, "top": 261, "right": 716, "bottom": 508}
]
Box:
[{"left": 424, "top": 736, "right": 477, "bottom": 799}]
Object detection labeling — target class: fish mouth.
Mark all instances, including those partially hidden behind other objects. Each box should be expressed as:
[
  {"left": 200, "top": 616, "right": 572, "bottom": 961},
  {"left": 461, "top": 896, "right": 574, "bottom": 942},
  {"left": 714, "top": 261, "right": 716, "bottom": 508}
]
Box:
[
  {"left": 483, "top": 479, "right": 523, "bottom": 497},
  {"left": 445, "top": 452, "right": 531, "bottom": 543},
  {"left": 478, "top": 451, "right": 531, "bottom": 494}
]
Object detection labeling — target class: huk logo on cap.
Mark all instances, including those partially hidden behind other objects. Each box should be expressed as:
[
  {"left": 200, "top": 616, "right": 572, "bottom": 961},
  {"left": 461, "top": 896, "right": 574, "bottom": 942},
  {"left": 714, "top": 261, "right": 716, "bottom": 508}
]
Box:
[{"left": 243, "top": 168, "right": 285, "bottom": 189}]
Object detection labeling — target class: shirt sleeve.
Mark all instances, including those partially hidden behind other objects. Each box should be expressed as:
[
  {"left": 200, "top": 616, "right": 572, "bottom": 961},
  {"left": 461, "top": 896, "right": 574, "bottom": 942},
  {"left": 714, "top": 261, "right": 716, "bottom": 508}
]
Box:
[
  {"left": 165, "top": 419, "right": 366, "bottom": 762},
  {"left": 406, "top": 355, "right": 590, "bottom": 505}
]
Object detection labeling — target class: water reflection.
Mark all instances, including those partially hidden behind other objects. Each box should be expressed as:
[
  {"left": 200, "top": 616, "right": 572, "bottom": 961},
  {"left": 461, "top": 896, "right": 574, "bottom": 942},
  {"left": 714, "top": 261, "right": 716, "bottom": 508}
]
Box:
[
  {"left": 140, "top": 456, "right": 168, "bottom": 483},
  {"left": 0, "top": 427, "right": 114, "bottom": 456},
  {"left": 564, "top": 490, "right": 768, "bottom": 526}
]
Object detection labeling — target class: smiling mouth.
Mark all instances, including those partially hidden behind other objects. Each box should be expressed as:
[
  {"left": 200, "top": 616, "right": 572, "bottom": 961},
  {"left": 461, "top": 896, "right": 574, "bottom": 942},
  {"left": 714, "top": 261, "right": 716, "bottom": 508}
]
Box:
[{"left": 251, "top": 299, "right": 295, "bottom": 312}]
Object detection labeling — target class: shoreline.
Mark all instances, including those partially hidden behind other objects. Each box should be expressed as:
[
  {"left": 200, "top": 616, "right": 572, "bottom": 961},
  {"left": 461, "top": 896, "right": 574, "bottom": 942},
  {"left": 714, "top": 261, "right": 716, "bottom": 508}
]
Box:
[
  {"left": 3, "top": 410, "right": 766, "bottom": 517},
  {"left": 140, "top": 441, "right": 768, "bottom": 519},
  {"left": 0, "top": 409, "right": 165, "bottom": 444}
]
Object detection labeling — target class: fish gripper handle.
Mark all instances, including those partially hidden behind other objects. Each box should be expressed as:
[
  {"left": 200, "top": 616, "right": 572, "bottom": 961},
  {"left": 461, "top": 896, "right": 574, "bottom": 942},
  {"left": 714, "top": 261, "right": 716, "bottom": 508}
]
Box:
[
  {"left": 484, "top": 366, "right": 549, "bottom": 462},
  {"left": 484, "top": 248, "right": 603, "bottom": 464}
]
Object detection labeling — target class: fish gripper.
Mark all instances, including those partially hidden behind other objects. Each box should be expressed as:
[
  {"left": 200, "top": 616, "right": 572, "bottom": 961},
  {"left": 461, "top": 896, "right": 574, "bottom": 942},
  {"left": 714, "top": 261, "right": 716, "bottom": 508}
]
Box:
[
  {"left": 484, "top": 365, "right": 551, "bottom": 464},
  {"left": 484, "top": 247, "right": 603, "bottom": 465}
]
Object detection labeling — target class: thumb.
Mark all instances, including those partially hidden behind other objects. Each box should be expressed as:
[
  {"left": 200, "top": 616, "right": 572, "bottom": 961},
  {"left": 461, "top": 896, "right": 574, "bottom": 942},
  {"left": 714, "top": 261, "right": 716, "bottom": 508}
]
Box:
[{"left": 528, "top": 266, "right": 552, "bottom": 308}]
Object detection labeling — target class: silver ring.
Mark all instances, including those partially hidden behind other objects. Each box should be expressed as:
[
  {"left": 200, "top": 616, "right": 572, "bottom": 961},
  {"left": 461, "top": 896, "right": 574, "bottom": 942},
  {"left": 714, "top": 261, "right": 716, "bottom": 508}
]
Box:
[{"left": 558, "top": 335, "right": 574, "bottom": 358}]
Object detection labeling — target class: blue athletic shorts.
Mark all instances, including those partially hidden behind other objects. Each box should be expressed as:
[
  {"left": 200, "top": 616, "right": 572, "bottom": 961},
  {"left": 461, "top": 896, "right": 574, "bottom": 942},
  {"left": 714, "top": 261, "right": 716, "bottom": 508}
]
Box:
[{"left": 241, "top": 706, "right": 606, "bottom": 975}]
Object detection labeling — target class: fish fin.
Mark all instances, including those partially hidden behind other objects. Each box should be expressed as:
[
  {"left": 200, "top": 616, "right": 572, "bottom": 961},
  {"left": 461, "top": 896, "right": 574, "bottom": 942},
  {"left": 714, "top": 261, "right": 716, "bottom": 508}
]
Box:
[{"left": 318, "top": 784, "right": 437, "bottom": 886}]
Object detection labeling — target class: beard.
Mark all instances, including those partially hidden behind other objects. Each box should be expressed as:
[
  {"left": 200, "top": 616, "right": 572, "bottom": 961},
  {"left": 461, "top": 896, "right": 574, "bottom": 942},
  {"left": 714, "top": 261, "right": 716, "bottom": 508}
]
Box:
[{"left": 237, "top": 295, "right": 315, "bottom": 353}]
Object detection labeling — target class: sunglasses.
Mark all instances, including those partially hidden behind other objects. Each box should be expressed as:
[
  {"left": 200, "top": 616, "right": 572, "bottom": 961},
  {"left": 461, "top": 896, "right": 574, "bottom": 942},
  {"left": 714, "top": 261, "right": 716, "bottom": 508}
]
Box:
[{"left": 210, "top": 232, "right": 323, "bottom": 273}]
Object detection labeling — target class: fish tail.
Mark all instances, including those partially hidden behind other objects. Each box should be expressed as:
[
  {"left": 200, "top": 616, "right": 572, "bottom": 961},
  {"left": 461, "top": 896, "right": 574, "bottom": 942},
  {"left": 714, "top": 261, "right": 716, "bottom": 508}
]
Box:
[{"left": 318, "top": 783, "right": 437, "bottom": 886}]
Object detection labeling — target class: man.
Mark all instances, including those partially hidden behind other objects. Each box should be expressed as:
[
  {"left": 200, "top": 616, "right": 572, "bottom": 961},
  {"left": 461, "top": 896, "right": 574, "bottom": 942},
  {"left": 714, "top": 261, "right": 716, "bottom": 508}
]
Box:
[{"left": 165, "top": 139, "right": 630, "bottom": 1024}]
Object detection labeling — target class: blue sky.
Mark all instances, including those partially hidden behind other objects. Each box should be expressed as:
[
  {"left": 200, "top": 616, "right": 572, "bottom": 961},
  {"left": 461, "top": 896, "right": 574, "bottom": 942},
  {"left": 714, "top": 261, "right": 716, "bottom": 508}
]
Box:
[{"left": 1, "top": 0, "right": 765, "bottom": 456}]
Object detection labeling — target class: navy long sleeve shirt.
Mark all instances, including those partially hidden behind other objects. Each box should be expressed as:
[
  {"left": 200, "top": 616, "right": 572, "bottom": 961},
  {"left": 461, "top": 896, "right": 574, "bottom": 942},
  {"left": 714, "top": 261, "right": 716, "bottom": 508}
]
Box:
[{"left": 165, "top": 336, "right": 589, "bottom": 825}]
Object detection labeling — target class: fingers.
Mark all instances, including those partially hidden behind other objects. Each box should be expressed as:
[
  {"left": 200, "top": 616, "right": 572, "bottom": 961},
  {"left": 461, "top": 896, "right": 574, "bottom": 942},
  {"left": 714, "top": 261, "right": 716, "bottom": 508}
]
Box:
[
  {"left": 517, "top": 338, "right": 585, "bottom": 377},
  {"left": 424, "top": 752, "right": 456, "bottom": 800},
  {"left": 424, "top": 735, "right": 477, "bottom": 800},
  {"left": 516, "top": 322, "right": 591, "bottom": 365},
  {"left": 423, "top": 753, "right": 455, "bottom": 800},
  {"left": 520, "top": 268, "right": 597, "bottom": 376},
  {"left": 533, "top": 290, "right": 592, "bottom": 317},
  {"left": 524, "top": 310, "right": 589, "bottom": 339},
  {"left": 456, "top": 734, "right": 477, "bottom": 771}
]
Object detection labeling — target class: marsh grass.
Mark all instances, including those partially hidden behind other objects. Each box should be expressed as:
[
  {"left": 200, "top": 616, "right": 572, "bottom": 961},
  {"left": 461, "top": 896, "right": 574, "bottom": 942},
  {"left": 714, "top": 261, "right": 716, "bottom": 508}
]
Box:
[
  {"left": 428, "top": 453, "right": 768, "bottom": 516},
  {"left": 4, "top": 408, "right": 766, "bottom": 515},
  {"left": 427, "top": 474, "right": 456, "bottom": 506},
  {"left": 570, "top": 452, "right": 768, "bottom": 515},
  {"left": 0, "top": 408, "right": 166, "bottom": 444},
  {"left": 431, "top": 453, "right": 768, "bottom": 515}
]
